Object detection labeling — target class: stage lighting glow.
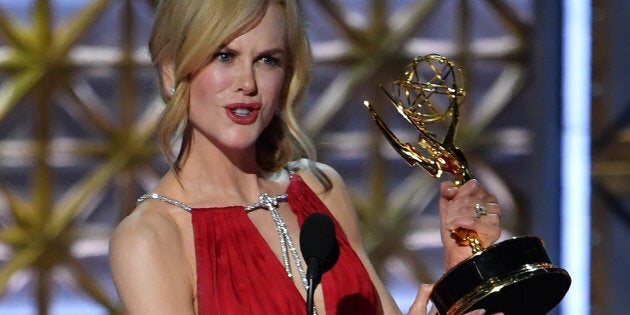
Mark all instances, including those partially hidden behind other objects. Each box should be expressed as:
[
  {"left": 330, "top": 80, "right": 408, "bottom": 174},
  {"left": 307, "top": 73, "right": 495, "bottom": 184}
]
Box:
[{"left": 561, "top": 1, "right": 591, "bottom": 314}]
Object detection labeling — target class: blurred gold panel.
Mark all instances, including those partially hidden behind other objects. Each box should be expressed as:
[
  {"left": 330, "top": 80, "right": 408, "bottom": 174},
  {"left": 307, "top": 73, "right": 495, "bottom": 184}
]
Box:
[{"left": 0, "top": 1, "right": 160, "bottom": 313}]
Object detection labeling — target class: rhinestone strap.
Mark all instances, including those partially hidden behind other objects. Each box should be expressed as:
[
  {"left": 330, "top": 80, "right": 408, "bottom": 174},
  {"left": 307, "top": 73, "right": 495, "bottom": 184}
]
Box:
[
  {"left": 245, "top": 193, "right": 316, "bottom": 314},
  {"left": 245, "top": 193, "right": 306, "bottom": 284},
  {"left": 136, "top": 193, "right": 192, "bottom": 212}
]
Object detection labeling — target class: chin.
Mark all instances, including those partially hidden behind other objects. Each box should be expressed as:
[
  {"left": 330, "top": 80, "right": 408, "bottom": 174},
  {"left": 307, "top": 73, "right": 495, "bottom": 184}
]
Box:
[{"left": 216, "top": 136, "right": 258, "bottom": 152}]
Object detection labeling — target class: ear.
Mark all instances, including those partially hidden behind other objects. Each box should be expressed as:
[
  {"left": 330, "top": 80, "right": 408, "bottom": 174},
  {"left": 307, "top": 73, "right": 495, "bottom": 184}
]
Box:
[{"left": 160, "top": 59, "right": 176, "bottom": 95}]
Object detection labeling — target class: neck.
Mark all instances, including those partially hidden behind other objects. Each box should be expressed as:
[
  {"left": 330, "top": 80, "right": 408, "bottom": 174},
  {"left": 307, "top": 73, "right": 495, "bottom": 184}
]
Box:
[{"left": 155, "top": 137, "right": 283, "bottom": 208}]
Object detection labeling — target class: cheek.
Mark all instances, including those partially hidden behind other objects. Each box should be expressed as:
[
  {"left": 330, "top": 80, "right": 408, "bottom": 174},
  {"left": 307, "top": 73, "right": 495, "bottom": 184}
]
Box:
[
  {"left": 261, "top": 72, "right": 286, "bottom": 103},
  {"left": 190, "top": 68, "right": 231, "bottom": 105}
]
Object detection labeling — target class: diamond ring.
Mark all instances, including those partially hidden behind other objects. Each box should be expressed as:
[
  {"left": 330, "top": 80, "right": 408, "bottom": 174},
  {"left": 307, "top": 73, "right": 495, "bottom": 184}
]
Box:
[{"left": 475, "top": 203, "right": 487, "bottom": 218}]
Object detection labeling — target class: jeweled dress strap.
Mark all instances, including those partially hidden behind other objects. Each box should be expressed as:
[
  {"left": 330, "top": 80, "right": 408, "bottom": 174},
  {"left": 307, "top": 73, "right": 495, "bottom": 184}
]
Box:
[{"left": 136, "top": 193, "right": 192, "bottom": 212}]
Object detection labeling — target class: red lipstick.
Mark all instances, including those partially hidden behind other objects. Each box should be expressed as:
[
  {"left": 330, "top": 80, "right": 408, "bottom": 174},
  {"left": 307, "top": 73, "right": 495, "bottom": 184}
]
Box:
[{"left": 224, "top": 102, "right": 261, "bottom": 124}]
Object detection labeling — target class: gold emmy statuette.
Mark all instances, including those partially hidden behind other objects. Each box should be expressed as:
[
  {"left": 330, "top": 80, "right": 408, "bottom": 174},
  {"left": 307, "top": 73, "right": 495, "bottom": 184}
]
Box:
[{"left": 364, "top": 54, "right": 571, "bottom": 315}]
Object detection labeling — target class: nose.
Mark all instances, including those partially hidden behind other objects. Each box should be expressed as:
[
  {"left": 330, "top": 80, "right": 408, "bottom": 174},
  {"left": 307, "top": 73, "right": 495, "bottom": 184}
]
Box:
[{"left": 237, "top": 64, "right": 257, "bottom": 95}]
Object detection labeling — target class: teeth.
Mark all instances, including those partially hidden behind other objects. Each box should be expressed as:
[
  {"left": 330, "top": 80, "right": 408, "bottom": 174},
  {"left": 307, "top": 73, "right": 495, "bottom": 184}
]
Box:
[{"left": 231, "top": 108, "right": 252, "bottom": 116}]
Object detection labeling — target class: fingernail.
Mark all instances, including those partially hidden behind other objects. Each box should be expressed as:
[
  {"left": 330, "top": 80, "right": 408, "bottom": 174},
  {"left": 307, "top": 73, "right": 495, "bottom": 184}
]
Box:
[{"left": 447, "top": 186, "right": 458, "bottom": 191}]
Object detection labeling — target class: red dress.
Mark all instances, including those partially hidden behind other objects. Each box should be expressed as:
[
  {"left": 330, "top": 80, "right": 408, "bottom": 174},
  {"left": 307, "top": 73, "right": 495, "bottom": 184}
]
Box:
[{"left": 191, "top": 174, "right": 381, "bottom": 314}]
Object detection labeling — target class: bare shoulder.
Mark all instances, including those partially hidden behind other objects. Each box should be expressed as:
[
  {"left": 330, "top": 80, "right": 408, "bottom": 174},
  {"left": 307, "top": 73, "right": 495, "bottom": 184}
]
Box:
[
  {"left": 109, "top": 203, "right": 189, "bottom": 284},
  {"left": 289, "top": 158, "right": 348, "bottom": 196},
  {"left": 109, "top": 203, "right": 195, "bottom": 314},
  {"left": 291, "top": 159, "right": 402, "bottom": 313},
  {"left": 291, "top": 159, "right": 356, "bottom": 230},
  {"left": 110, "top": 203, "right": 183, "bottom": 259}
]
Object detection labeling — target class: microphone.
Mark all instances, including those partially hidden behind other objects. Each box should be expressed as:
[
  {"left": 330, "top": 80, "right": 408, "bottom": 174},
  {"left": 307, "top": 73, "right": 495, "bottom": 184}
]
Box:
[{"left": 300, "top": 212, "right": 339, "bottom": 315}]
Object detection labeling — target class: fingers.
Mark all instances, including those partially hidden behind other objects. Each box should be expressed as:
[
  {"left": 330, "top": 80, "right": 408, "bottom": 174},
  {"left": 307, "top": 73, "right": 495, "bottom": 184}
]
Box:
[
  {"left": 479, "top": 201, "right": 502, "bottom": 217},
  {"left": 446, "top": 202, "right": 502, "bottom": 248},
  {"left": 442, "top": 180, "right": 497, "bottom": 202},
  {"left": 440, "top": 181, "right": 459, "bottom": 200},
  {"left": 439, "top": 179, "right": 503, "bottom": 251},
  {"left": 458, "top": 179, "right": 494, "bottom": 199},
  {"left": 440, "top": 180, "right": 502, "bottom": 221},
  {"left": 461, "top": 309, "right": 505, "bottom": 315},
  {"left": 408, "top": 284, "right": 434, "bottom": 315},
  {"left": 454, "top": 203, "right": 501, "bottom": 228}
]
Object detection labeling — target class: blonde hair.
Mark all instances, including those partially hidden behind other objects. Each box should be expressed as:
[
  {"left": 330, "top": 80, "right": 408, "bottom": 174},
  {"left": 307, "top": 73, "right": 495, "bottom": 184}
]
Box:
[{"left": 149, "top": 0, "right": 320, "bottom": 178}]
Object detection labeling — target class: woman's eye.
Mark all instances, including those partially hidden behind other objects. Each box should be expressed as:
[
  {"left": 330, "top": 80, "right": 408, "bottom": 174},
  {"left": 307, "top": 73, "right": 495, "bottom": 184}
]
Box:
[
  {"left": 260, "top": 56, "right": 280, "bottom": 66},
  {"left": 214, "top": 52, "right": 233, "bottom": 62}
]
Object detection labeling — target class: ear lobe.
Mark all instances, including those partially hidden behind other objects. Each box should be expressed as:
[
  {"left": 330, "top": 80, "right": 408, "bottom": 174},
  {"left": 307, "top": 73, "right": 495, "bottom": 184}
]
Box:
[{"left": 160, "top": 60, "right": 176, "bottom": 95}]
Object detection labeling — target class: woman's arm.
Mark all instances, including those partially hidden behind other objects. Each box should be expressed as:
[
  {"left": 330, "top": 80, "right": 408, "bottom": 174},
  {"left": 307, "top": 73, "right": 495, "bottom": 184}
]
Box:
[{"left": 109, "top": 207, "right": 196, "bottom": 315}]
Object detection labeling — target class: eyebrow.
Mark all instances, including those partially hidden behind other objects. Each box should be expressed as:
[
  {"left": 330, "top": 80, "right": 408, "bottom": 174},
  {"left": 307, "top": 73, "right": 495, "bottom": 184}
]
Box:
[
  {"left": 258, "top": 48, "right": 286, "bottom": 56},
  {"left": 218, "top": 44, "right": 286, "bottom": 55}
]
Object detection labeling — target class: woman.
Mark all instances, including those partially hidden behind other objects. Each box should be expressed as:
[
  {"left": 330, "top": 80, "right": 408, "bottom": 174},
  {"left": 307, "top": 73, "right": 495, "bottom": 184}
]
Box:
[{"left": 109, "top": 1, "right": 503, "bottom": 314}]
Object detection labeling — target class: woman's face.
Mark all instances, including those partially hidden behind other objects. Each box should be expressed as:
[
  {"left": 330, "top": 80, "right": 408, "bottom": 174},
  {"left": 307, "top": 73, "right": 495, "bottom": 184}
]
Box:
[{"left": 188, "top": 4, "right": 287, "bottom": 153}]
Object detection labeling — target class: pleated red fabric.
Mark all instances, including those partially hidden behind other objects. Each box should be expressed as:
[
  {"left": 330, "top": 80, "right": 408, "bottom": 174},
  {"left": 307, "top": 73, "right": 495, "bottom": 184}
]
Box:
[{"left": 191, "top": 174, "right": 381, "bottom": 314}]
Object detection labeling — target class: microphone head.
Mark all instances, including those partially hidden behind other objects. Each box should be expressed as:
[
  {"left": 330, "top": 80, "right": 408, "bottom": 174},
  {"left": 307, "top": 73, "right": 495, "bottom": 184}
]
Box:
[{"left": 299, "top": 212, "right": 340, "bottom": 274}]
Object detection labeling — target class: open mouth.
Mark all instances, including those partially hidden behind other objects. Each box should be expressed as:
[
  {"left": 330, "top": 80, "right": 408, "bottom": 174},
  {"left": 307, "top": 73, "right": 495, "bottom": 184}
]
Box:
[
  {"left": 225, "top": 102, "right": 261, "bottom": 124},
  {"left": 230, "top": 107, "right": 253, "bottom": 116}
]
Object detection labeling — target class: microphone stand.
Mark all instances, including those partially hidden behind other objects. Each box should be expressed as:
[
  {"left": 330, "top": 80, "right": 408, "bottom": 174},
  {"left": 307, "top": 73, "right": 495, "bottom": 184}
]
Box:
[
  {"left": 300, "top": 212, "right": 339, "bottom": 315},
  {"left": 305, "top": 257, "right": 320, "bottom": 315}
]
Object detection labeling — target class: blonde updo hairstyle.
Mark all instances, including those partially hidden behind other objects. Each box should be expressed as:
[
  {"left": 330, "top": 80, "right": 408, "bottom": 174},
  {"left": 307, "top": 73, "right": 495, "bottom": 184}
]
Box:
[{"left": 149, "top": 0, "right": 319, "bottom": 178}]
